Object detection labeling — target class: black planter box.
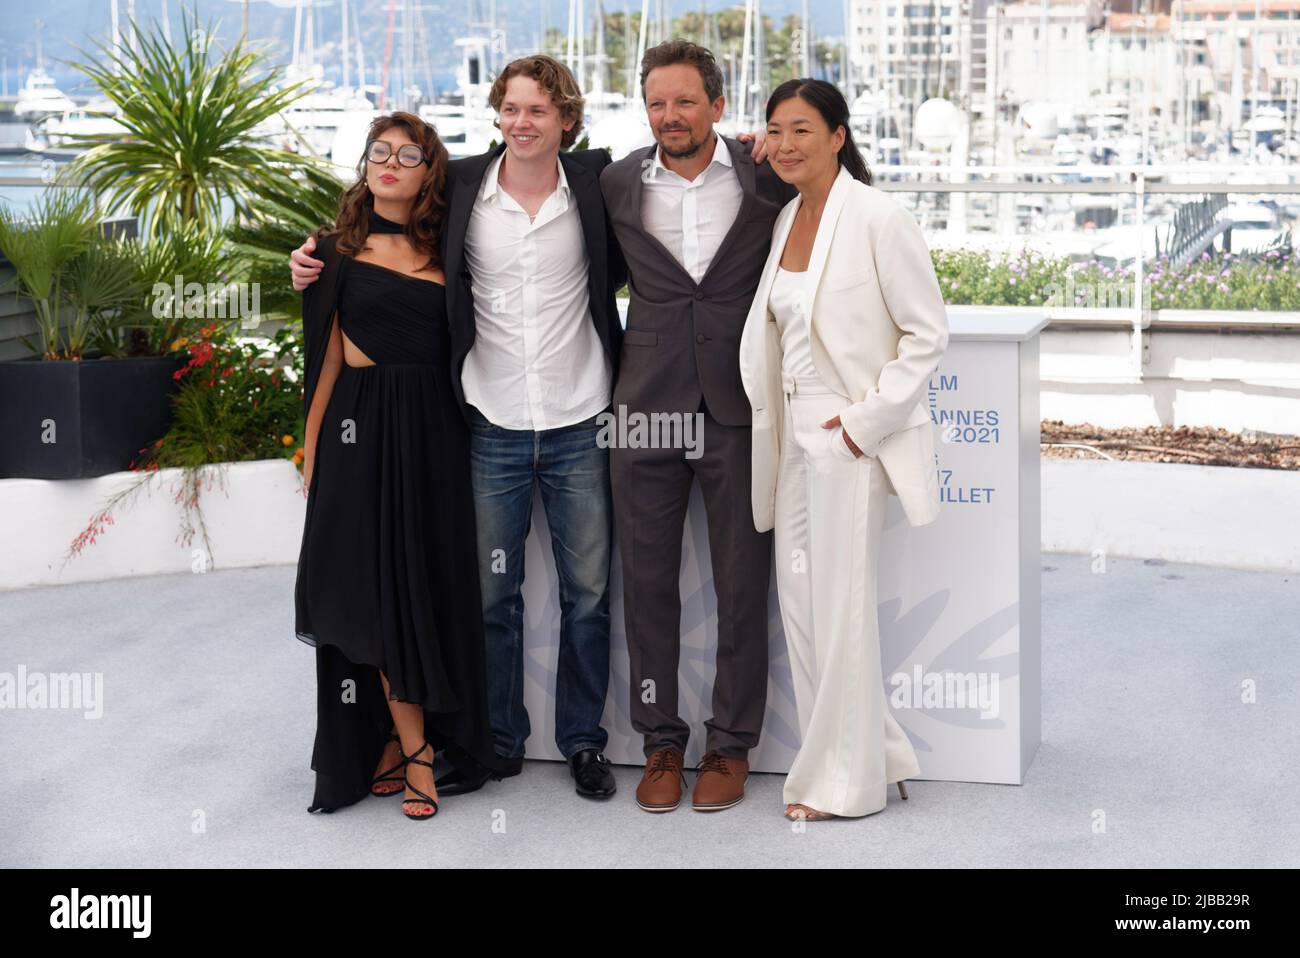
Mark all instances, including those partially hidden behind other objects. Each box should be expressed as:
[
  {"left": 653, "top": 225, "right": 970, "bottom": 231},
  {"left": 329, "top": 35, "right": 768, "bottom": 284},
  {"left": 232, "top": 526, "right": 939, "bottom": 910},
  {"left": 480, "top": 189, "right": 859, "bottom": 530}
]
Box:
[{"left": 0, "top": 355, "right": 184, "bottom": 479}]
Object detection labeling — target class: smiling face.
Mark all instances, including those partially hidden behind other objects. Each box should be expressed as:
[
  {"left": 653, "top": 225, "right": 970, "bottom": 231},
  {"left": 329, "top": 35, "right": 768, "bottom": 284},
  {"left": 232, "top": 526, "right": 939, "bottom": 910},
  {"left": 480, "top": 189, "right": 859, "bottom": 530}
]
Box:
[
  {"left": 364, "top": 125, "right": 426, "bottom": 205},
  {"left": 497, "top": 75, "right": 573, "bottom": 161},
  {"left": 766, "top": 94, "right": 845, "bottom": 189},
  {"left": 643, "top": 63, "right": 724, "bottom": 160}
]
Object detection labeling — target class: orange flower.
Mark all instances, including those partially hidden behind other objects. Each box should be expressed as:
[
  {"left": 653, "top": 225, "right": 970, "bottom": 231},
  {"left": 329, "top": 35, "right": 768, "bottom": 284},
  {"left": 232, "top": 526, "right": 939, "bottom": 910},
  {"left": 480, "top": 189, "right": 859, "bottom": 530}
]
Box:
[{"left": 281, "top": 434, "right": 295, "bottom": 446}]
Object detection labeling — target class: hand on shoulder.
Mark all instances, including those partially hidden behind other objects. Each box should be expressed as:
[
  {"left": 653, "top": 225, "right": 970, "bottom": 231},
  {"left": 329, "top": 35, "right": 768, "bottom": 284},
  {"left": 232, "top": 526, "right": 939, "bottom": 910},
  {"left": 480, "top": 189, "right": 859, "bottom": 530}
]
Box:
[{"left": 291, "top": 230, "right": 334, "bottom": 291}]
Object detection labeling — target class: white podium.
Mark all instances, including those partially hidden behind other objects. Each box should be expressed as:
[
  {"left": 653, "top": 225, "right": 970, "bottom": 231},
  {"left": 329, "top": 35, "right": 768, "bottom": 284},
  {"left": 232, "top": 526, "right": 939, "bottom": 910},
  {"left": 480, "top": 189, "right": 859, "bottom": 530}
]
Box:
[{"left": 514, "top": 306, "right": 1048, "bottom": 785}]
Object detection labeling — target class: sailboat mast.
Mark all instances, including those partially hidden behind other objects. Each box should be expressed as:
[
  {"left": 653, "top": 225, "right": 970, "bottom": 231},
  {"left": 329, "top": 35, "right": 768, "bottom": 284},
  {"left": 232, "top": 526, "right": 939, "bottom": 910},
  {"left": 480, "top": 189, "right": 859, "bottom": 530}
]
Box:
[
  {"left": 108, "top": 1, "right": 121, "bottom": 72},
  {"left": 567, "top": 0, "right": 576, "bottom": 71},
  {"left": 342, "top": 0, "right": 351, "bottom": 91},
  {"left": 738, "top": 0, "right": 753, "bottom": 128},
  {"left": 579, "top": 0, "right": 587, "bottom": 91},
  {"left": 800, "top": 0, "right": 810, "bottom": 76},
  {"left": 624, "top": 1, "right": 635, "bottom": 99},
  {"left": 635, "top": 0, "right": 650, "bottom": 97},
  {"left": 594, "top": 0, "right": 606, "bottom": 98}
]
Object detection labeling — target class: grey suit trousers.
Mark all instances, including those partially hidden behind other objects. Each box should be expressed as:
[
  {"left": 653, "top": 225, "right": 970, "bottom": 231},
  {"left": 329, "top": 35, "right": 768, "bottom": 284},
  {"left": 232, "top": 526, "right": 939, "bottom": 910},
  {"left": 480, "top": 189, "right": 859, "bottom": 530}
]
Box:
[{"left": 612, "top": 398, "right": 773, "bottom": 759}]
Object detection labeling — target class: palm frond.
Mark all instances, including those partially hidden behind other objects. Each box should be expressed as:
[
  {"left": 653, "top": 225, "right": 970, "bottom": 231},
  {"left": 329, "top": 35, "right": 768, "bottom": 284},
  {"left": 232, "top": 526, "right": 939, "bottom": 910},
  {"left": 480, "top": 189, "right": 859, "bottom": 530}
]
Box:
[{"left": 64, "top": 10, "right": 317, "bottom": 242}]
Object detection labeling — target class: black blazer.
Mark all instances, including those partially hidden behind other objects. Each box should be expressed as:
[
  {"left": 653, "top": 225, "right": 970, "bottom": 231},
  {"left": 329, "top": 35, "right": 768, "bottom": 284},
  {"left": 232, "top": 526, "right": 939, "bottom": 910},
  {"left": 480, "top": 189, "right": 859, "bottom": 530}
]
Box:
[{"left": 440, "top": 142, "right": 628, "bottom": 423}]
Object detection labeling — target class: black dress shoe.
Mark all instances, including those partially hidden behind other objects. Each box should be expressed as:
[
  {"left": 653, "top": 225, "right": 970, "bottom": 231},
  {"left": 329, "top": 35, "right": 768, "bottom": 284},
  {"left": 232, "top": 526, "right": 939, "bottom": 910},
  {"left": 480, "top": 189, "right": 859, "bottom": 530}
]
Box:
[
  {"left": 568, "top": 748, "right": 616, "bottom": 799},
  {"left": 434, "top": 756, "right": 522, "bottom": 796}
]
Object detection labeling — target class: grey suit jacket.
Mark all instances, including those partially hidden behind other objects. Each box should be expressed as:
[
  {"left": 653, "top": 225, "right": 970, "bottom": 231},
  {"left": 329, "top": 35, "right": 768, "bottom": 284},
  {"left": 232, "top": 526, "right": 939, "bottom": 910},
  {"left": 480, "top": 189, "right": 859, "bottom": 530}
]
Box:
[{"left": 599, "top": 135, "right": 797, "bottom": 427}]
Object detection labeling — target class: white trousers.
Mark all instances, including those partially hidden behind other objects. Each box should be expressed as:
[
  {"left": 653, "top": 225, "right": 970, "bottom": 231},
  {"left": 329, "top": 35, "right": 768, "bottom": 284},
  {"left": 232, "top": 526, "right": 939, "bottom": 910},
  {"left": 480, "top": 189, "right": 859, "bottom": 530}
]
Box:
[{"left": 774, "top": 372, "right": 921, "bottom": 817}]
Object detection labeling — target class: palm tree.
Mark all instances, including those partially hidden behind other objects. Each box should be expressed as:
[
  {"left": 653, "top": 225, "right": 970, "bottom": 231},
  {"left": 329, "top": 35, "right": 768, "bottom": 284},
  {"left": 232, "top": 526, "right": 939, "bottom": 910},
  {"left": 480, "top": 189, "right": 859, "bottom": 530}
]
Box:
[
  {"left": 0, "top": 190, "right": 99, "bottom": 359},
  {"left": 64, "top": 11, "right": 327, "bottom": 242},
  {"left": 225, "top": 163, "right": 345, "bottom": 322}
]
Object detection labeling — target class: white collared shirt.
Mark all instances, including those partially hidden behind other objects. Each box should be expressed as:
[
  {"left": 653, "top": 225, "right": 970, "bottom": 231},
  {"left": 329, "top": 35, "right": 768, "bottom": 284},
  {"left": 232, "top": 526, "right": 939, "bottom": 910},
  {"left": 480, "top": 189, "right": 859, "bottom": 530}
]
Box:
[
  {"left": 462, "top": 151, "right": 612, "bottom": 431},
  {"left": 639, "top": 132, "right": 744, "bottom": 284}
]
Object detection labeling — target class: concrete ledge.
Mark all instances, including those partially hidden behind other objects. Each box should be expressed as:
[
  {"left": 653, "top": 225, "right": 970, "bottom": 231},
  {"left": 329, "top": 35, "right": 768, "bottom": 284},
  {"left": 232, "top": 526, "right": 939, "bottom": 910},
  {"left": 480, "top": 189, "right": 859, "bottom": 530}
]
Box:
[
  {"left": 1042, "top": 457, "right": 1300, "bottom": 573},
  {"left": 3, "top": 456, "right": 1296, "bottom": 590},
  {"left": 0, "top": 459, "right": 306, "bottom": 591}
]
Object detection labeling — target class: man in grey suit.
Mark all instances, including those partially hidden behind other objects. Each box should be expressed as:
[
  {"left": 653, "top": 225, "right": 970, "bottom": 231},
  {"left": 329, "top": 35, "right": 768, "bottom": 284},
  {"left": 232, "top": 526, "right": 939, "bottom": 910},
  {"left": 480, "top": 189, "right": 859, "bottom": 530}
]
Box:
[{"left": 600, "top": 40, "right": 797, "bottom": 813}]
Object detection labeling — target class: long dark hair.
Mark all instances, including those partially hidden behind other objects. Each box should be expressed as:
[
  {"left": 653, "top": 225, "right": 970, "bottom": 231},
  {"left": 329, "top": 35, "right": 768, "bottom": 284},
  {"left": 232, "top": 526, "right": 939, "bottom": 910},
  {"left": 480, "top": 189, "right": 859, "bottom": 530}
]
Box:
[
  {"left": 320, "top": 111, "right": 448, "bottom": 271},
  {"left": 765, "top": 79, "right": 872, "bottom": 186}
]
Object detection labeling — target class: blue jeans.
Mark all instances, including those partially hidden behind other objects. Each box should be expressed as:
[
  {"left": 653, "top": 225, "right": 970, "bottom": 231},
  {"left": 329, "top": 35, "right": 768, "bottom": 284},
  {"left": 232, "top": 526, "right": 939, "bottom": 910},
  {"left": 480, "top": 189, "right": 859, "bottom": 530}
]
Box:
[{"left": 468, "top": 403, "right": 612, "bottom": 760}]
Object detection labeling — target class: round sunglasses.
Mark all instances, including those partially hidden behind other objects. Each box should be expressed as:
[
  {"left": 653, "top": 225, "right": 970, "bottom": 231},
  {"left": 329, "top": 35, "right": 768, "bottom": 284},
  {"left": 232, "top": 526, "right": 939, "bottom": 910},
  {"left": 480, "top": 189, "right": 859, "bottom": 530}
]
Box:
[{"left": 365, "top": 140, "right": 427, "bottom": 168}]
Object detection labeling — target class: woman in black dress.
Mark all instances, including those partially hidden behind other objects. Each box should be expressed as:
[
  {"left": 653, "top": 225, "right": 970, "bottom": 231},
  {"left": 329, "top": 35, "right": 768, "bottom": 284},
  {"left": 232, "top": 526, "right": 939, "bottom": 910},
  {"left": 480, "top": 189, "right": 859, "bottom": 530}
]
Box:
[{"left": 295, "top": 112, "right": 497, "bottom": 820}]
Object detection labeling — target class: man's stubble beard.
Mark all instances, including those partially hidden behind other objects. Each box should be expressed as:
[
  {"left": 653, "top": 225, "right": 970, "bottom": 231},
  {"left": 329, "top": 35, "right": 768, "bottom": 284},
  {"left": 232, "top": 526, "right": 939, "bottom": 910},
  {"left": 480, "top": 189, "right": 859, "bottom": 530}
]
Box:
[{"left": 656, "top": 128, "right": 712, "bottom": 160}]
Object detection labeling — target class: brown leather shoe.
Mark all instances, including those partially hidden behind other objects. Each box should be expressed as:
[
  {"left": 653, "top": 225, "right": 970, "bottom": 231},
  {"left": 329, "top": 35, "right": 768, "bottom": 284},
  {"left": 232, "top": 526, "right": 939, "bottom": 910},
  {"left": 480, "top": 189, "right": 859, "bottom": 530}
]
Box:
[
  {"left": 635, "top": 748, "right": 686, "bottom": 812},
  {"left": 692, "top": 751, "right": 748, "bottom": 811}
]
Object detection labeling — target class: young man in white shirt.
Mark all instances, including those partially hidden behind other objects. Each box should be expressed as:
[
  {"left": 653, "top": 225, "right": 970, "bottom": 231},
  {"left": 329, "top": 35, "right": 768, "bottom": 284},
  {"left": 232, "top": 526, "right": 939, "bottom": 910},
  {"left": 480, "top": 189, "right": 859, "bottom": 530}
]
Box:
[{"left": 292, "top": 57, "right": 625, "bottom": 800}]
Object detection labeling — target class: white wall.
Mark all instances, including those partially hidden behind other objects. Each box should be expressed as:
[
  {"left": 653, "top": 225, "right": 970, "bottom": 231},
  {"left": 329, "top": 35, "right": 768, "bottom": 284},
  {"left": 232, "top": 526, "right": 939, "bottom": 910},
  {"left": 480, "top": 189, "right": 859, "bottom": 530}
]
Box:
[{"left": 1041, "top": 325, "right": 1300, "bottom": 433}]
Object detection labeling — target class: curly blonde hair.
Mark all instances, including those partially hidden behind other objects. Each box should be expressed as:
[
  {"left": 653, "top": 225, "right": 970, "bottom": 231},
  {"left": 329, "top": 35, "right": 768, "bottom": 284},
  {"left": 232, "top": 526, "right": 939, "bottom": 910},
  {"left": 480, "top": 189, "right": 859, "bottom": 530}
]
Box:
[{"left": 488, "top": 54, "right": 585, "bottom": 148}]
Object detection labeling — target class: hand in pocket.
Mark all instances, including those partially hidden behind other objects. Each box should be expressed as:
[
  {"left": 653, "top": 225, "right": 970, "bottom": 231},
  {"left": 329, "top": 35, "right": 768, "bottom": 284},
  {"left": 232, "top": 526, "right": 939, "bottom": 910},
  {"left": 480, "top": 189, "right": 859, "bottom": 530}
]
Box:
[{"left": 821, "top": 414, "right": 862, "bottom": 460}]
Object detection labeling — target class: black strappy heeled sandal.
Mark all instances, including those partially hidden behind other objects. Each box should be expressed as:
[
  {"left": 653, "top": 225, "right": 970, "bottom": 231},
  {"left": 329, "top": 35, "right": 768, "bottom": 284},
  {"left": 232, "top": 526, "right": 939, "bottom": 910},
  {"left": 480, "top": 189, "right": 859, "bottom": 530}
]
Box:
[
  {"left": 400, "top": 740, "right": 439, "bottom": 821},
  {"left": 370, "top": 731, "right": 406, "bottom": 797}
]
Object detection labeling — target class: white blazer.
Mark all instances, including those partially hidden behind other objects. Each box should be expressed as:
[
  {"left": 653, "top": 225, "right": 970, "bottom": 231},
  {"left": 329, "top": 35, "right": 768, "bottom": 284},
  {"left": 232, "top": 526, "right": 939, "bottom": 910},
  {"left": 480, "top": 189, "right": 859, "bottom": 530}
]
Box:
[{"left": 739, "top": 164, "right": 950, "bottom": 532}]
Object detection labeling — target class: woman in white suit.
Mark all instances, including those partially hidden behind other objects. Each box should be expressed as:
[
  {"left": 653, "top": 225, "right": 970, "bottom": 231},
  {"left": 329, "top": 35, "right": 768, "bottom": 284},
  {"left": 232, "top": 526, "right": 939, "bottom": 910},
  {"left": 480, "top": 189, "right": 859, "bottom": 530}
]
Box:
[{"left": 739, "top": 79, "right": 949, "bottom": 821}]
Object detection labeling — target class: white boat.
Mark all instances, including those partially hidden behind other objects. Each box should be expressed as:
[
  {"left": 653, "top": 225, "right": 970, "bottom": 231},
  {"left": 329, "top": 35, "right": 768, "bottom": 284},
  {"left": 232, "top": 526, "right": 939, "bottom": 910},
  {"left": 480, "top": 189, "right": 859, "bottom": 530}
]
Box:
[
  {"left": 584, "top": 110, "right": 654, "bottom": 160},
  {"left": 25, "top": 98, "right": 124, "bottom": 156},
  {"left": 1218, "top": 201, "right": 1280, "bottom": 231},
  {"left": 1245, "top": 106, "right": 1286, "bottom": 137},
  {"left": 253, "top": 61, "right": 378, "bottom": 165},
  {"left": 416, "top": 35, "right": 503, "bottom": 159},
  {"left": 14, "top": 68, "right": 76, "bottom": 122}
]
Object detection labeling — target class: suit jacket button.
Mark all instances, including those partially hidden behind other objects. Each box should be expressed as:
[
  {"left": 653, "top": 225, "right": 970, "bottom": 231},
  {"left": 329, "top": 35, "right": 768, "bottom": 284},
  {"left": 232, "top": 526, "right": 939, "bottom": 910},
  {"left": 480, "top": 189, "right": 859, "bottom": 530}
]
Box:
[{"left": 694, "top": 291, "right": 704, "bottom": 300}]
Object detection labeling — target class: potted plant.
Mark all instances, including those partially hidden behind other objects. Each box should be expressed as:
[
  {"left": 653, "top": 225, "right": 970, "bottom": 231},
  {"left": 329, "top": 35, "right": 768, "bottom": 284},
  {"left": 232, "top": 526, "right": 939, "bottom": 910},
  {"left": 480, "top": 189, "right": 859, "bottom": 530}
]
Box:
[
  {"left": 0, "top": 11, "right": 326, "bottom": 480},
  {"left": 63, "top": 321, "right": 305, "bottom": 568},
  {"left": 0, "top": 190, "right": 184, "bottom": 479}
]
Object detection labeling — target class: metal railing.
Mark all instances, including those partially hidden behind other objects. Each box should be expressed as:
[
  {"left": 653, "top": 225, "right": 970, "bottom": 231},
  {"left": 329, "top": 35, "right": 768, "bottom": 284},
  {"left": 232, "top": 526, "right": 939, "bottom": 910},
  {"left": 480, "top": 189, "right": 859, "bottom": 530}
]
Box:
[{"left": 873, "top": 175, "right": 1300, "bottom": 377}]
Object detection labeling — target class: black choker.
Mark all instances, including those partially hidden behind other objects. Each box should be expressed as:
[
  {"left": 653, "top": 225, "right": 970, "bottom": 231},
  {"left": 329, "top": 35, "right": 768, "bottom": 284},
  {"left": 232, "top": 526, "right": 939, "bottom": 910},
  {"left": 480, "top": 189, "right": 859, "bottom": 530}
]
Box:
[{"left": 367, "top": 208, "right": 407, "bottom": 234}]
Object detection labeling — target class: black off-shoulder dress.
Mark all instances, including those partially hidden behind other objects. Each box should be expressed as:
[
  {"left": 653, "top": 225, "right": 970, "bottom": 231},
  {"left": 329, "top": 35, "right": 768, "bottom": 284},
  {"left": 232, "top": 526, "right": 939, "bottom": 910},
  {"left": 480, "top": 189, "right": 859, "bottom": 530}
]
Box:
[{"left": 294, "top": 230, "right": 496, "bottom": 813}]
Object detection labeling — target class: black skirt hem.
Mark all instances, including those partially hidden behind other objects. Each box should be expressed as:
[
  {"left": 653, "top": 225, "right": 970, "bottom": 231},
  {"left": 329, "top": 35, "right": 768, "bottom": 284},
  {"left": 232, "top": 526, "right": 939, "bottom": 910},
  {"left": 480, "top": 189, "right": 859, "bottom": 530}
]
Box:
[
  {"left": 300, "top": 640, "right": 500, "bottom": 815},
  {"left": 296, "top": 629, "right": 462, "bottom": 714}
]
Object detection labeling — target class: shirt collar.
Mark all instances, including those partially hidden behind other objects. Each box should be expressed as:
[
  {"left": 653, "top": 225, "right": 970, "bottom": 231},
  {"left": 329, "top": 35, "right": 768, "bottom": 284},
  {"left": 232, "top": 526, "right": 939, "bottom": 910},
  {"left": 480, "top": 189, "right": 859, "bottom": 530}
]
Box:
[
  {"left": 650, "top": 131, "right": 731, "bottom": 178},
  {"left": 480, "top": 150, "right": 570, "bottom": 203}
]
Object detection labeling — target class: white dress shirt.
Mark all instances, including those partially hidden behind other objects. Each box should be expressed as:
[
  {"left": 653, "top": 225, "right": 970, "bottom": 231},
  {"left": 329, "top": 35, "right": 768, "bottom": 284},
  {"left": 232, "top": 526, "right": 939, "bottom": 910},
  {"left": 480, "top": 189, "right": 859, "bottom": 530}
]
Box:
[
  {"left": 639, "top": 132, "right": 744, "bottom": 284},
  {"left": 461, "top": 152, "right": 612, "bottom": 431}
]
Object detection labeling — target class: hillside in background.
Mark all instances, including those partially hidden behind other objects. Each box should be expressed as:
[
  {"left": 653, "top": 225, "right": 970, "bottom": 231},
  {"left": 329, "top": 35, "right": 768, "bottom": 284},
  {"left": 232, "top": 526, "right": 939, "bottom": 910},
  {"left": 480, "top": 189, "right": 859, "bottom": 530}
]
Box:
[{"left": 1, "top": 0, "right": 844, "bottom": 97}]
